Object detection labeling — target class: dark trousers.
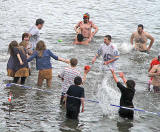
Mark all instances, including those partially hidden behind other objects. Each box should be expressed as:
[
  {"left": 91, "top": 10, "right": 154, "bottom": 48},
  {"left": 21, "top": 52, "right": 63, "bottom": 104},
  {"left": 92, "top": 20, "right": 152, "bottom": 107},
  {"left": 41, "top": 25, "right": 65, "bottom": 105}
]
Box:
[
  {"left": 12, "top": 77, "right": 26, "bottom": 85},
  {"left": 119, "top": 108, "right": 134, "bottom": 120},
  {"left": 66, "top": 104, "right": 80, "bottom": 119}
]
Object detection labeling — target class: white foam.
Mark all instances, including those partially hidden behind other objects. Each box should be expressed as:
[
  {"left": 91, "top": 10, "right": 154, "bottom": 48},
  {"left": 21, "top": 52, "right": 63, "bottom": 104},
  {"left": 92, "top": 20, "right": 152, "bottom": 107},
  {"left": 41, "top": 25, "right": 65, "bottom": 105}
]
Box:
[
  {"left": 97, "top": 74, "right": 120, "bottom": 118},
  {"left": 115, "top": 42, "right": 134, "bottom": 54}
]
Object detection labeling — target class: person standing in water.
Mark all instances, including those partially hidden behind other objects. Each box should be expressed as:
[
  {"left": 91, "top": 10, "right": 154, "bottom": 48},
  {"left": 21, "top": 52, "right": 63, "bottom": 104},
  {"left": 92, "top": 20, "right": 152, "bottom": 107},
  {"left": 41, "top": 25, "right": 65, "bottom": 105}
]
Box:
[
  {"left": 65, "top": 76, "right": 85, "bottom": 119},
  {"left": 7, "top": 41, "right": 29, "bottom": 84},
  {"left": 130, "top": 24, "right": 154, "bottom": 53},
  {"left": 111, "top": 70, "right": 136, "bottom": 119},
  {"left": 149, "top": 63, "right": 160, "bottom": 92},
  {"left": 27, "top": 40, "right": 69, "bottom": 87},
  {"left": 148, "top": 54, "right": 160, "bottom": 91},
  {"left": 74, "top": 13, "right": 98, "bottom": 41},
  {"left": 28, "top": 18, "right": 44, "bottom": 50},
  {"left": 92, "top": 35, "right": 120, "bottom": 71}
]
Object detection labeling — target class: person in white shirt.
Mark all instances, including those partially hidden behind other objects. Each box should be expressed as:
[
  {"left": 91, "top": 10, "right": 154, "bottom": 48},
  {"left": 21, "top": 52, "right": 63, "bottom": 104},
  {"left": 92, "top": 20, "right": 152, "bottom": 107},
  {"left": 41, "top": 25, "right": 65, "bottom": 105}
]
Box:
[
  {"left": 28, "top": 18, "right": 44, "bottom": 50},
  {"left": 92, "top": 35, "right": 120, "bottom": 71}
]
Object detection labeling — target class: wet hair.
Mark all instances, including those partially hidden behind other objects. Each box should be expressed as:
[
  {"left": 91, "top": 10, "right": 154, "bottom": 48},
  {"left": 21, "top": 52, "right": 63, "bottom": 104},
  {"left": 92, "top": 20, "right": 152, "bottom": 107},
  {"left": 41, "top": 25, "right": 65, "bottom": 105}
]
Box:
[
  {"left": 36, "top": 40, "right": 46, "bottom": 57},
  {"left": 19, "top": 41, "right": 28, "bottom": 48},
  {"left": 70, "top": 58, "right": 78, "bottom": 67},
  {"left": 74, "top": 76, "right": 82, "bottom": 85},
  {"left": 36, "top": 18, "right": 45, "bottom": 26},
  {"left": 138, "top": 24, "right": 144, "bottom": 29},
  {"left": 104, "top": 35, "right": 112, "bottom": 41},
  {"left": 77, "top": 34, "right": 84, "bottom": 42},
  {"left": 126, "top": 80, "right": 135, "bottom": 90},
  {"left": 8, "top": 40, "right": 19, "bottom": 56},
  {"left": 22, "top": 33, "right": 29, "bottom": 41}
]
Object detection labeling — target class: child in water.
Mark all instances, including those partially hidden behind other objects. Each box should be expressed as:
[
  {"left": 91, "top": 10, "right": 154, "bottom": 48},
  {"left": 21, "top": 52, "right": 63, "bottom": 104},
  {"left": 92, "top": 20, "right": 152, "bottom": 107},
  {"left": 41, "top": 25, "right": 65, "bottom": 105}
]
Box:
[
  {"left": 110, "top": 70, "right": 136, "bottom": 119},
  {"left": 27, "top": 40, "right": 69, "bottom": 87},
  {"left": 7, "top": 40, "right": 29, "bottom": 84},
  {"left": 65, "top": 76, "right": 85, "bottom": 119}
]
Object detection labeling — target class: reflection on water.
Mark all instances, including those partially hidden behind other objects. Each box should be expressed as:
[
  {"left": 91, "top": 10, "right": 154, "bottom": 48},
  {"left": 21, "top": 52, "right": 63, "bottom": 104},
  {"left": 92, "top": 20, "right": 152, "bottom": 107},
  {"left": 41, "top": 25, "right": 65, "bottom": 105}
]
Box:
[{"left": 117, "top": 119, "right": 133, "bottom": 132}]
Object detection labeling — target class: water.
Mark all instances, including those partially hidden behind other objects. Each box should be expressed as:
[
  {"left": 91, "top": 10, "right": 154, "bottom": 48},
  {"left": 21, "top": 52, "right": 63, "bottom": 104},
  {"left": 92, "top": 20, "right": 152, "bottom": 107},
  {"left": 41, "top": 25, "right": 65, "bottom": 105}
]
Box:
[{"left": 0, "top": 0, "right": 160, "bottom": 131}]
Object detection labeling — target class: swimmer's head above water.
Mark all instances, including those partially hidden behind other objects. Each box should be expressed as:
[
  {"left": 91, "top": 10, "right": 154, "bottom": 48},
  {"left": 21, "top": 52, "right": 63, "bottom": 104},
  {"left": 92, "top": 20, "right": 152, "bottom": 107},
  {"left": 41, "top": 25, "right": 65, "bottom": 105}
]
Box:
[
  {"left": 83, "top": 13, "right": 90, "bottom": 23},
  {"left": 77, "top": 34, "right": 84, "bottom": 42},
  {"left": 137, "top": 24, "right": 144, "bottom": 34}
]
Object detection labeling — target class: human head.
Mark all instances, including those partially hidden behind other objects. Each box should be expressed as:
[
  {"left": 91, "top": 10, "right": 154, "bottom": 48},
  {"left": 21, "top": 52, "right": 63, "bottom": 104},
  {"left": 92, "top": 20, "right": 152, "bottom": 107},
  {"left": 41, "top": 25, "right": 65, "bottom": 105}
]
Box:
[
  {"left": 126, "top": 80, "right": 135, "bottom": 90},
  {"left": 36, "top": 40, "right": 46, "bottom": 57},
  {"left": 83, "top": 13, "right": 90, "bottom": 23},
  {"left": 36, "top": 18, "right": 44, "bottom": 30},
  {"left": 104, "top": 35, "right": 112, "bottom": 45},
  {"left": 74, "top": 76, "right": 82, "bottom": 85},
  {"left": 8, "top": 40, "right": 19, "bottom": 56},
  {"left": 77, "top": 34, "right": 84, "bottom": 42},
  {"left": 19, "top": 41, "right": 28, "bottom": 48},
  {"left": 137, "top": 24, "right": 144, "bottom": 34},
  {"left": 70, "top": 58, "right": 78, "bottom": 67},
  {"left": 22, "top": 33, "right": 30, "bottom": 41},
  {"left": 36, "top": 40, "right": 46, "bottom": 51}
]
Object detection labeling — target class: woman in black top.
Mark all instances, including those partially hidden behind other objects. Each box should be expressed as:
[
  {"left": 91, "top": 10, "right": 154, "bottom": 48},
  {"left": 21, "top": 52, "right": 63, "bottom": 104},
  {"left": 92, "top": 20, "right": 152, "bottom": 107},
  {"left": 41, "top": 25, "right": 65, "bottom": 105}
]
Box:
[{"left": 110, "top": 70, "right": 136, "bottom": 119}]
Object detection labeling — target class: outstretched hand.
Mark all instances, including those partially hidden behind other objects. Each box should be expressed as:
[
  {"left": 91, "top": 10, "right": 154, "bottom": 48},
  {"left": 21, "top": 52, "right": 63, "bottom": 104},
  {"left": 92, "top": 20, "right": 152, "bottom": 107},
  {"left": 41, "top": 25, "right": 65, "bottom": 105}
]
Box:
[{"left": 119, "top": 72, "right": 124, "bottom": 78}]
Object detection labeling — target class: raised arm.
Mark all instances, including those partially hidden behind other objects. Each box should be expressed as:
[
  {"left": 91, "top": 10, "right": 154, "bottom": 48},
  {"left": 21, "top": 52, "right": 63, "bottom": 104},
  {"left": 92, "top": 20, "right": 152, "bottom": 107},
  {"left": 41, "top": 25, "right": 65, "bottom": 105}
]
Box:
[
  {"left": 110, "top": 69, "right": 119, "bottom": 83},
  {"left": 119, "top": 72, "right": 127, "bottom": 84}
]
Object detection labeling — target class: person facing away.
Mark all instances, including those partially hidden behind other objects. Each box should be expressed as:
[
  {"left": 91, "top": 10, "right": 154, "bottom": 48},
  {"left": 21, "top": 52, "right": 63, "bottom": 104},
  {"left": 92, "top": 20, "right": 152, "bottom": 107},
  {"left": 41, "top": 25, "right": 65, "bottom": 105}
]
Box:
[
  {"left": 74, "top": 13, "right": 98, "bottom": 41},
  {"left": 73, "top": 34, "right": 91, "bottom": 45},
  {"left": 58, "top": 58, "right": 89, "bottom": 105},
  {"left": 7, "top": 40, "right": 29, "bottom": 84},
  {"left": 149, "top": 62, "right": 160, "bottom": 92},
  {"left": 92, "top": 35, "right": 120, "bottom": 71},
  {"left": 130, "top": 24, "right": 154, "bottom": 53},
  {"left": 65, "top": 76, "right": 85, "bottom": 119},
  {"left": 110, "top": 70, "right": 136, "bottom": 120},
  {"left": 28, "top": 18, "right": 44, "bottom": 50},
  {"left": 27, "top": 40, "right": 69, "bottom": 87}
]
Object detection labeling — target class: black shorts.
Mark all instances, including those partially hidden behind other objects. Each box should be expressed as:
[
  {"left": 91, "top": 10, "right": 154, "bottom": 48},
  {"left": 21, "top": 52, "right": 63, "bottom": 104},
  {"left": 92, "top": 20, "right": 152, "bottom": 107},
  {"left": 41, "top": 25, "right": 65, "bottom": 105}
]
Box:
[{"left": 119, "top": 108, "right": 134, "bottom": 120}]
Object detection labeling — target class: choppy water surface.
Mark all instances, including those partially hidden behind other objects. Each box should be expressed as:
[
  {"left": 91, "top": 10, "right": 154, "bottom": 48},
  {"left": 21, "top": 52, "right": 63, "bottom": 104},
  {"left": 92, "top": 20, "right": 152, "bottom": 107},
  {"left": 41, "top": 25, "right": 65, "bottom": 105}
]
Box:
[{"left": 0, "top": 0, "right": 160, "bottom": 131}]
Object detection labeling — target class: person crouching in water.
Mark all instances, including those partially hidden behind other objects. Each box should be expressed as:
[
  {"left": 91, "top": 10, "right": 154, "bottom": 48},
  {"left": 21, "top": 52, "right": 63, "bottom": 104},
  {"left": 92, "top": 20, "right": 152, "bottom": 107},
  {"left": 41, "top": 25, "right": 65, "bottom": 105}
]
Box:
[
  {"left": 7, "top": 41, "right": 29, "bottom": 84},
  {"left": 73, "top": 34, "right": 91, "bottom": 45},
  {"left": 110, "top": 70, "right": 135, "bottom": 119},
  {"left": 27, "top": 40, "right": 69, "bottom": 87},
  {"left": 64, "top": 76, "right": 85, "bottom": 119}
]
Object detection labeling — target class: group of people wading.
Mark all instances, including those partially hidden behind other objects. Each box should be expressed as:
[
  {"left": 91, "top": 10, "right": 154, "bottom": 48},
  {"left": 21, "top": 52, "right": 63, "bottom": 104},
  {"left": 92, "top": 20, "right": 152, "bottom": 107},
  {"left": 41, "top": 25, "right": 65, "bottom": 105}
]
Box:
[{"left": 6, "top": 13, "right": 159, "bottom": 120}]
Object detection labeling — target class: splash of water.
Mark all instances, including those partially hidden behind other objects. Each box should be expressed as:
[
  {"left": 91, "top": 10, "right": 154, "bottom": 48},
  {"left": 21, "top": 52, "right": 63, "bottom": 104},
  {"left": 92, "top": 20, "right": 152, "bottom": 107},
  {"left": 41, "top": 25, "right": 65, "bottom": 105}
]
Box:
[
  {"left": 97, "top": 73, "right": 120, "bottom": 118},
  {"left": 116, "top": 42, "right": 134, "bottom": 54}
]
